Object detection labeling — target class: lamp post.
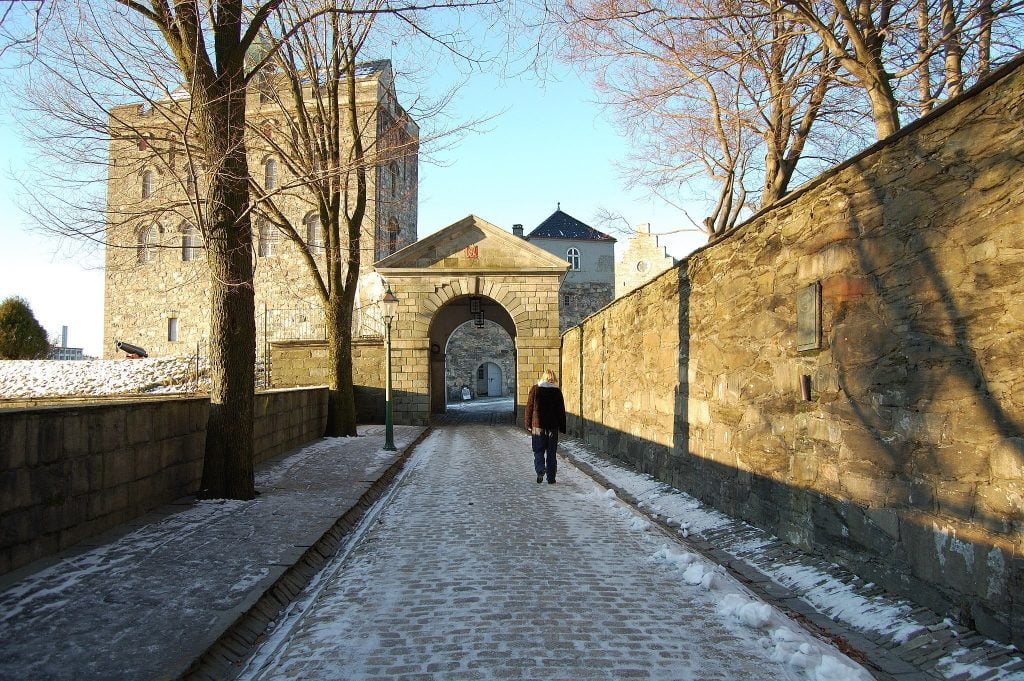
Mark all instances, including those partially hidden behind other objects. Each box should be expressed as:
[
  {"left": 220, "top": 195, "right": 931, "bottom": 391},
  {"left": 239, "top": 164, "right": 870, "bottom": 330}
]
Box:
[{"left": 381, "top": 285, "right": 399, "bottom": 451}]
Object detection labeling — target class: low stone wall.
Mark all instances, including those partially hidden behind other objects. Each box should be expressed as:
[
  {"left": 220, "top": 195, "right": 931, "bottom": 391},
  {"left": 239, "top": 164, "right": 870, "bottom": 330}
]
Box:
[
  {"left": 254, "top": 387, "right": 328, "bottom": 463},
  {"left": 270, "top": 339, "right": 385, "bottom": 423},
  {"left": 0, "top": 387, "right": 328, "bottom": 577},
  {"left": 562, "top": 58, "right": 1024, "bottom": 645}
]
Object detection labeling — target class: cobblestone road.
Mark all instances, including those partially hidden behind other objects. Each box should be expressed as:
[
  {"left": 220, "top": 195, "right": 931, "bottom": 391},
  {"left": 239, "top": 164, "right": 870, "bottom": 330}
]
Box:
[{"left": 240, "top": 408, "right": 865, "bottom": 681}]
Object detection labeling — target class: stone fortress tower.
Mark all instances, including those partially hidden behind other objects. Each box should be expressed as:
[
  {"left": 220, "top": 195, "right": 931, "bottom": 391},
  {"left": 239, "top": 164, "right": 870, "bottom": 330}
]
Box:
[
  {"left": 444, "top": 208, "right": 616, "bottom": 401},
  {"left": 102, "top": 60, "right": 418, "bottom": 359}
]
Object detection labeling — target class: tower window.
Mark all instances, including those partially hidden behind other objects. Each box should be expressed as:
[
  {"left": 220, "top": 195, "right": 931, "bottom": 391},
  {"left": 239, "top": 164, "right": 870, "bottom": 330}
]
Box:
[
  {"left": 182, "top": 224, "right": 202, "bottom": 261},
  {"left": 137, "top": 225, "right": 155, "bottom": 264},
  {"left": 387, "top": 217, "right": 400, "bottom": 254},
  {"left": 305, "top": 212, "right": 324, "bottom": 253},
  {"left": 567, "top": 247, "right": 580, "bottom": 271},
  {"left": 141, "top": 170, "right": 154, "bottom": 199},
  {"left": 264, "top": 158, "right": 277, "bottom": 190},
  {"left": 258, "top": 219, "right": 277, "bottom": 257},
  {"left": 167, "top": 317, "right": 178, "bottom": 342}
]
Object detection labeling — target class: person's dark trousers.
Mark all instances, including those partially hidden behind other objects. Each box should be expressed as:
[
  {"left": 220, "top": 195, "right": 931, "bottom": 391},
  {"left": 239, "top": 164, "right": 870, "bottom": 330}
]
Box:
[{"left": 532, "top": 431, "right": 558, "bottom": 482}]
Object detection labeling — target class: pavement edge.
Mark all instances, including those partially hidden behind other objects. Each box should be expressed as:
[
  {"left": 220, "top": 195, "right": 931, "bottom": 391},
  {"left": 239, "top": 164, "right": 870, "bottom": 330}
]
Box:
[{"left": 178, "top": 426, "right": 434, "bottom": 681}]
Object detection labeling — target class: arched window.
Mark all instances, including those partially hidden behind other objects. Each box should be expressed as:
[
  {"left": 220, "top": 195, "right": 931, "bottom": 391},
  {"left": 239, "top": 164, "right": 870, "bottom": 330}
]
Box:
[
  {"left": 389, "top": 161, "right": 399, "bottom": 198},
  {"left": 185, "top": 164, "right": 196, "bottom": 194},
  {"left": 304, "top": 212, "right": 323, "bottom": 253},
  {"left": 137, "top": 225, "right": 155, "bottom": 264},
  {"left": 257, "top": 219, "right": 277, "bottom": 257},
  {"left": 566, "top": 247, "right": 580, "bottom": 271},
  {"left": 141, "top": 170, "right": 154, "bottom": 199},
  {"left": 181, "top": 223, "right": 202, "bottom": 262},
  {"left": 264, "top": 158, "right": 277, "bottom": 190},
  {"left": 387, "top": 217, "right": 400, "bottom": 254}
]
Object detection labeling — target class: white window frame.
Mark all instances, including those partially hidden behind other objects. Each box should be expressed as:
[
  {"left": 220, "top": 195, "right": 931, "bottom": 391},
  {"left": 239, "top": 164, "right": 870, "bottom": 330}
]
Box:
[
  {"left": 258, "top": 220, "right": 277, "bottom": 257},
  {"left": 567, "top": 247, "right": 581, "bottom": 271},
  {"left": 167, "top": 317, "right": 179, "bottom": 342},
  {"left": 182, "top": 225, "right": 201, "bottom": 262}
]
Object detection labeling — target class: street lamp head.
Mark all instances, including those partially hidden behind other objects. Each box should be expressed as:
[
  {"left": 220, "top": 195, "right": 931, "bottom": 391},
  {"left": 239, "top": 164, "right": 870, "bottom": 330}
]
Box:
[{"left": 381, "top": 285, "right": 399, "bottom": 325}]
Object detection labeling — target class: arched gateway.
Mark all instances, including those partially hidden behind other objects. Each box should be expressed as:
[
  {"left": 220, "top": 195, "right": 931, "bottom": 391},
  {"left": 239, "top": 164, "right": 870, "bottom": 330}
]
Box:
[{"left": 374, "top": 215, "right": 569, "bottom": 425}]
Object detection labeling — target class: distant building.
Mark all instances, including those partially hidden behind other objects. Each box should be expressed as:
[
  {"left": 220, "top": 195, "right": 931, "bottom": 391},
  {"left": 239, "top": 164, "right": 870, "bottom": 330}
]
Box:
[
  {"left": 522, "top": 208, "right": 616, "bottom": 332},
  {"left": 49, "top": 327, "right": 84, "bottom": 360},
  {"left": 616, "top": 223, "right": 678, "bottom": 297}
]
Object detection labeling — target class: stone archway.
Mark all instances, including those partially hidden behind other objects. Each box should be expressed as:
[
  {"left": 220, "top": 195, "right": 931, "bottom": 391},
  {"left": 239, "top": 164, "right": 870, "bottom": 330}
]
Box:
[
  {"left": 374, "top": 215, "right": 568, "bottom": 425},
  {"left": 428, "top": 296, "right": 515, "bottom": 413}
]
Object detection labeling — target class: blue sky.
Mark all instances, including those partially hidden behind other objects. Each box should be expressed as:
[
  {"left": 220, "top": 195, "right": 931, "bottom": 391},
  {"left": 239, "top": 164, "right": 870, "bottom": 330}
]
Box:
[{"left": 0, "top": 25, "right": 708, "bottom": 358}]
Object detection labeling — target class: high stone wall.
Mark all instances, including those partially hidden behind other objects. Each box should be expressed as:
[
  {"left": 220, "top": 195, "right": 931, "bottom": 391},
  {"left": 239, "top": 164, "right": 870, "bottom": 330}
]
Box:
[{"left": 562, "top": 57, "right": 1024, "bottom": 645}]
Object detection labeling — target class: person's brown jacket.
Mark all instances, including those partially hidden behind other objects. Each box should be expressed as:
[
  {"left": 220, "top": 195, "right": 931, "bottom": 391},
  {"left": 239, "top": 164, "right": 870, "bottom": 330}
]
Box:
[{"left": 524, "top": 382, "right": 566, "bottom": 433}]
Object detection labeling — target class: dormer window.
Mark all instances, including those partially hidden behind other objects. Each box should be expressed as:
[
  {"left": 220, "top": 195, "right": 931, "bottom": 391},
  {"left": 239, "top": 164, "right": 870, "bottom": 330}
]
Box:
[
  {"left": 567, "top": 247, "right": 580, "bottom": 271},
  {"left": 141, "top": 170, "right": 154, "bottom": 199}
]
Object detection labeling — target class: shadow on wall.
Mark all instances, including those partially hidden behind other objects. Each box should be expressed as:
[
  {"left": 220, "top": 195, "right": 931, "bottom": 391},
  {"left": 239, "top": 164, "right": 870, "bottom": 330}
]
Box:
[{"left": 565, "top": 62, "right": 1024, "bottom": 646}]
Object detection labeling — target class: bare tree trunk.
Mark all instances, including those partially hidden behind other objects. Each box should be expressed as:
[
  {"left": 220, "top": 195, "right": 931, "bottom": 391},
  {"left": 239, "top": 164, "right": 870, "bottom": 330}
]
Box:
[
  {"left": 940, "top": 0, "right": 963, "bottom": 96},
  {"left": 325, "top": 290, "right": 358, "bottom": 437},
  {"left": 864, "top": 69, "right": 901, "bottom": 137},
  {"left": 196, "top": 68, "right": 256, "bottom": 500},
  {"left": 977, "top": 0, "right": 993, "bottom": 75},
  {"left": 918, "top": 0, "right": 934, "bottom": 114}
]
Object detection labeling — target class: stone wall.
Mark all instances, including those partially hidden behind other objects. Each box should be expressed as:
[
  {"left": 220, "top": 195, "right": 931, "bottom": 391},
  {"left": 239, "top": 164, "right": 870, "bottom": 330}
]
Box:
[
  {"left": 561, "top": 59, "right": 1024, "bottom": 645},
  {"left": 0, "top": 387, "right": 328, "bottom": 577},
  {"left": 270, "top": 339, "right": 386, "bottom": 423},
  {"left": 443, "top": 320, "right": 515, "bottom": 400},
  {"left": 254, "top": 387, "right": 329, "bottom": 463}
]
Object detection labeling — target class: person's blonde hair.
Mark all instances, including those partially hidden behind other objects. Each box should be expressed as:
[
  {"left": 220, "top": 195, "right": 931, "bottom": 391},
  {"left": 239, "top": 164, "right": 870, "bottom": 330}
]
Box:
[{"left": 541, "top": 368, "right": 558, "bottom": 383}]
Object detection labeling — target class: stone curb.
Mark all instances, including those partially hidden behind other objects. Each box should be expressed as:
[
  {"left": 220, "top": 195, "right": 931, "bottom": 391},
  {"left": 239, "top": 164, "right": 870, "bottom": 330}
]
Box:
[
  {"left": 564, "top": 449, "right": 991, "bottom": 681},
  {"left": 179, "top": 427, "right": 433, "bottom": 681}
]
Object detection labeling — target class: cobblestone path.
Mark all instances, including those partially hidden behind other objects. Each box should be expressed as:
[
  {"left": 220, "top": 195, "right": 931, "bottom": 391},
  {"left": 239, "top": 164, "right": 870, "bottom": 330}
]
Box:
[{"left": 241, "top": 415, "right": 862, "bottom": 681}]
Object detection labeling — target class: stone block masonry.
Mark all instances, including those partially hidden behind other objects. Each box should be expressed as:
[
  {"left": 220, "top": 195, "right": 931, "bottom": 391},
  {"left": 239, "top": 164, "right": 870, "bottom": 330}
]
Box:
[
  {"left": 271, "top": 339, "right": 385, "bottom": 423},
  {"left": 562, "top": 56, "right": 1024, "bottom": 646},
  {"left": 0, "top": 387, "right": 328, "bottom": 577}
]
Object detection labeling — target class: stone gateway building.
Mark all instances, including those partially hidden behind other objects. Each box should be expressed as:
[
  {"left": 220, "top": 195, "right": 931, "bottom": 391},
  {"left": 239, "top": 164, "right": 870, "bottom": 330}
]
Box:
[
  {"left": 102, "top": 61, "right": 417, "bottom": 359},
  {"left": 442, "top": 209, "right": 616, "bottom": 401}
]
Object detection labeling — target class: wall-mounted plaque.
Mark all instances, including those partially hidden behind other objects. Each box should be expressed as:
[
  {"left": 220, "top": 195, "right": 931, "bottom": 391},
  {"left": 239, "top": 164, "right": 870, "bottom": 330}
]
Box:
[{"left": 796, "top": 282, "right": 821, "bottom": 351}]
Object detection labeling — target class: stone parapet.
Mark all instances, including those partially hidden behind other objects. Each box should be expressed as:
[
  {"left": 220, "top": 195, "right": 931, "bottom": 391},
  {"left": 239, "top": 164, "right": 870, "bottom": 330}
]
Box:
[{"left": 0, "top": 387, "right": 328, "bottom": 577}]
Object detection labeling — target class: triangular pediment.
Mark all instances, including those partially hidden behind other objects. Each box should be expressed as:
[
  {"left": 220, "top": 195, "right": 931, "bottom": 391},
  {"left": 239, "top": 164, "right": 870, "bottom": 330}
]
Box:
[{"left": 375, "top": 214, "right": 570, "bottom": 273}]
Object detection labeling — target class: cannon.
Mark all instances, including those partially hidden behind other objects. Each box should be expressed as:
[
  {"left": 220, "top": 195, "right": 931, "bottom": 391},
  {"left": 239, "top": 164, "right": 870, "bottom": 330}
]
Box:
[{"left": 115, "top": 340, "right": 148, "bottom": 358}]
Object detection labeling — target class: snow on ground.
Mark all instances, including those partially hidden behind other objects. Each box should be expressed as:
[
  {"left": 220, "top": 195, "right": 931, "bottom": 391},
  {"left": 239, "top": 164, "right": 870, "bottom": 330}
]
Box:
[
  {"left": 0, "top": 358, "right": 207, "bottom": 399},
  {"left": 444, "top": 396, "right": 514, "bottom": 412},
  {"left": 587, "top": 485, "right": 872, "bottom": 681},
  {"left": 562, "top": 439, "right": 1024, "bottom": 681}
]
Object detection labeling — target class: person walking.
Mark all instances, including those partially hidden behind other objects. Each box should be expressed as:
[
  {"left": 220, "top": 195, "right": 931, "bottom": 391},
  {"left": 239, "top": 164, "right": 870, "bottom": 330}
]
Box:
[{"left": 524, "top": 368, "right": 566, "bottom": 484}]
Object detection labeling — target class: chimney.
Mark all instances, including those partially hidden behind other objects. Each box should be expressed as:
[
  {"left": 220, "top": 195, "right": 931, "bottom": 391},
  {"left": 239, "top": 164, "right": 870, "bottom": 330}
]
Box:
[
  {"left": 512, "top": 224, "right": 524, "bottom": 238},
  {"left": 61, "top": 326, "right": 69, "bottom": 348}
]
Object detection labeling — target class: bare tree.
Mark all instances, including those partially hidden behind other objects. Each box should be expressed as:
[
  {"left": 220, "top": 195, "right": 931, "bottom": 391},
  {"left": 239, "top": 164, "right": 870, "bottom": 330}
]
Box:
[
  {"left": 557, "top": 0, "right": 853, "bottom": 236},
  {"left": 781, "top": 0, "right": 1024, "bottom": 138},
  {"left": 249, "top": 0, "right": 412, "bottom": 436}
]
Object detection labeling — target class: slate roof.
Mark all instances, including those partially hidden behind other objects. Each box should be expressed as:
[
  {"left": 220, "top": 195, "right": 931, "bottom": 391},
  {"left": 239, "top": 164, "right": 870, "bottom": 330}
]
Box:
[{"left": 526, "top": 209, "right": 616, "bottom": 242}]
